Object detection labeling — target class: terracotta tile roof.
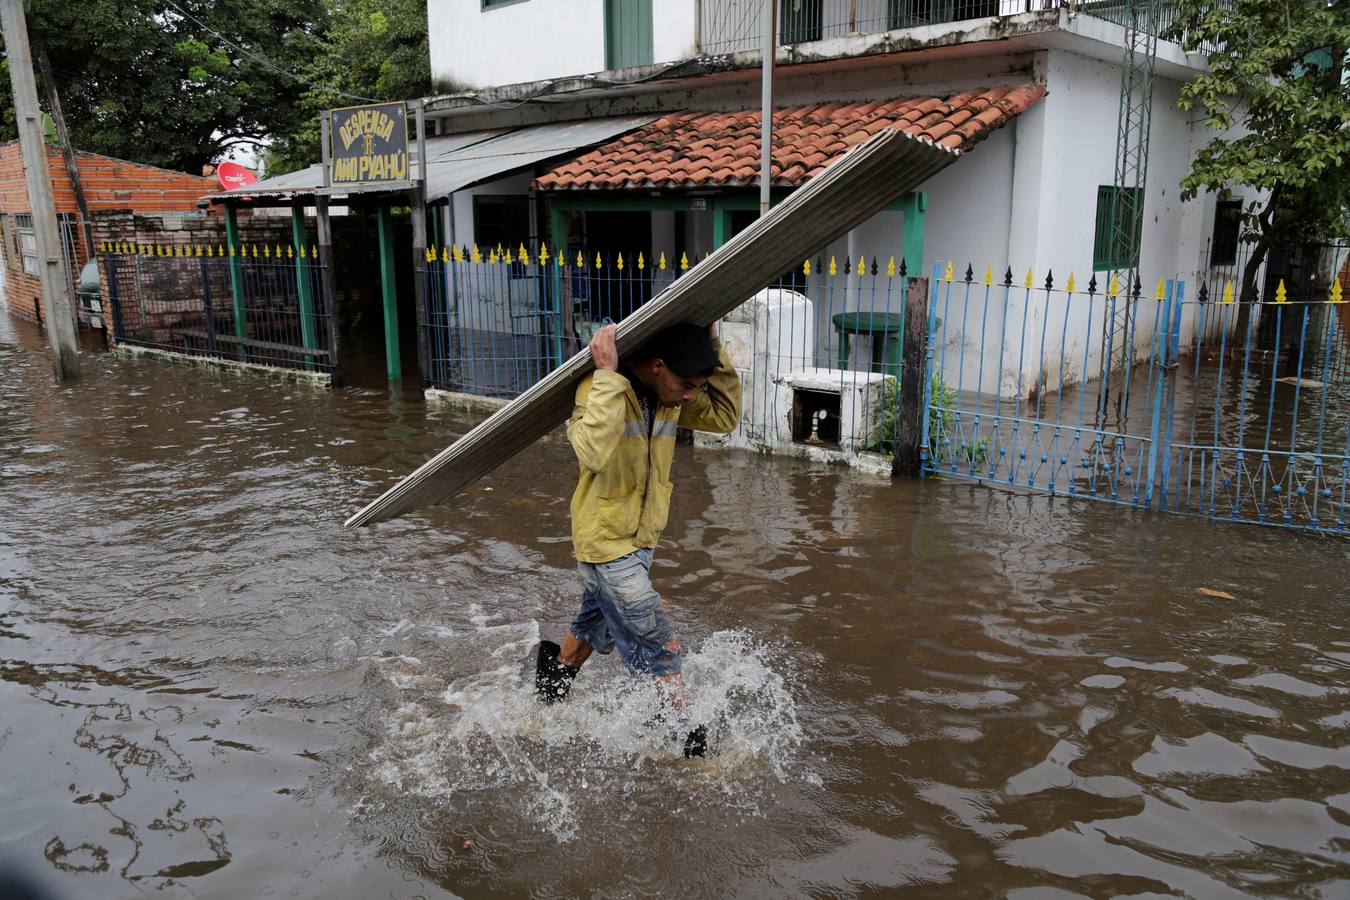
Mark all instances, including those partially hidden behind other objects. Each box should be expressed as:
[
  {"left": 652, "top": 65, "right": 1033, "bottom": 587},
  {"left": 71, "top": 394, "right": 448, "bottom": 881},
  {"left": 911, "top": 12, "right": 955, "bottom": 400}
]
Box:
[{"left": 534, "top": 84, "right": 1046, "bottom": 191}]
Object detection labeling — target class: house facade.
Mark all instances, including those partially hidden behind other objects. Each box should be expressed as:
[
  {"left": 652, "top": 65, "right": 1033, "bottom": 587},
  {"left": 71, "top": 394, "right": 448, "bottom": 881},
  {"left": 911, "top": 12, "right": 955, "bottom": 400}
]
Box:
[{"left": 414, "top": 0, "right": 1256, "bottom": 400}]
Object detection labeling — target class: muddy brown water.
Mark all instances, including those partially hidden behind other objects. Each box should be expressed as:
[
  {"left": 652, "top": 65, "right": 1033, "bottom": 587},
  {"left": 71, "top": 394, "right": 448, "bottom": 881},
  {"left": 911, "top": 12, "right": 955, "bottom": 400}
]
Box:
[{"left": 1, "top": 314, "right": 1348, "bottom": 900}]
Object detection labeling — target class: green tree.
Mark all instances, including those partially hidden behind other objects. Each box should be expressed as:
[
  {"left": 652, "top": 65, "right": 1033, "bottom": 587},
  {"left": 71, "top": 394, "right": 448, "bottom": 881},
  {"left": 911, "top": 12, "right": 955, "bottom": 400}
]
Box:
[
  {"left": 1167, "top": 0, "right": 1348, "bottom": 307},
  {"left": 266, "top": 0, "right": 430, "bottom": 175},
  {"left": 0, "top": 0, "right": 325, "bottom": 173}
]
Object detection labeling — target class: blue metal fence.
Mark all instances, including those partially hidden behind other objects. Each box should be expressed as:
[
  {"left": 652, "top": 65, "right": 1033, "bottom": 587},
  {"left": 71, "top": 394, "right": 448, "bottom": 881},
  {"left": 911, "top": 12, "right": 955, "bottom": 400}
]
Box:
[
  {"left": 921, "top": 260, "right": 1349, "bottom": 535},
  {"left": 419, "top": 244, "right": 919, "bottom": 451}
]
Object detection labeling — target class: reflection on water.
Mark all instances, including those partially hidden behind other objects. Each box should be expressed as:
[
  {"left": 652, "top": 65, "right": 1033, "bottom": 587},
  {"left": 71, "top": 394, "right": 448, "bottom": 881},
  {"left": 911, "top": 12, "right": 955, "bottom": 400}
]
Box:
[{"left": 1, "top": 314, "right": 1347, "bottom": 898}]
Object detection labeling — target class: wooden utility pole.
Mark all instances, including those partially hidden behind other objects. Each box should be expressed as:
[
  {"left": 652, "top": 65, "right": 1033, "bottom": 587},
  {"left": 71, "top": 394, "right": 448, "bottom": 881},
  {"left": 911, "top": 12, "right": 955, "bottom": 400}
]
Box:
[
  {"left": 410, "top": 100, "right": 430, "bottom": 387},
  {"left": 891, "top": 276, "right": 930, "bottom": 478},
  {"left": 36, "top": 49, "right": 95, "bottom": 263},
  {"left": 0, "top": 0, "right": 79, "bottom": 379}
]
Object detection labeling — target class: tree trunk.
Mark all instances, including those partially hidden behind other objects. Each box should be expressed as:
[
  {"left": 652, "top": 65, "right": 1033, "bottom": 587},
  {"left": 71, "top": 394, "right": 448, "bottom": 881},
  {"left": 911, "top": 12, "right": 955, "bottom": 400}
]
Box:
[{"left": 1234, "top": 187, "right": 1281, "bottom": 337}]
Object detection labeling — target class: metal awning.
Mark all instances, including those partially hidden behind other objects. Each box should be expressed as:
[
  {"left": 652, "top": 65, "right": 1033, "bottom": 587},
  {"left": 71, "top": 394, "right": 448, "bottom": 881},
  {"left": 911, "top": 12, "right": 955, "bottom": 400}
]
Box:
[
  {"left": 421, "top": 116, "right": 653, "bottom": 202},
  {"left": 205, "top": 116, "right": 652, "bottom": 204}
]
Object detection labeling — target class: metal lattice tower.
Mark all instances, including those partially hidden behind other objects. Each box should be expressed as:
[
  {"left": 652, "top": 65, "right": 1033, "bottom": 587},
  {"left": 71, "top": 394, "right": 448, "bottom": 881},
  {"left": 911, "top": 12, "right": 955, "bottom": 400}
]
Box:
[{"left": 1099, "top": 0, "right": 1161, "bottom": 420}]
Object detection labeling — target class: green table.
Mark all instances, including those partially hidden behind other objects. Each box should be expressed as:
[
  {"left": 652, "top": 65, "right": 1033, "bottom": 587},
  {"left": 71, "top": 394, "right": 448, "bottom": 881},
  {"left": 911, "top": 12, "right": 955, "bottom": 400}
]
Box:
[{"left": 832, "top": 311, "right": 904, "bottom": 378}]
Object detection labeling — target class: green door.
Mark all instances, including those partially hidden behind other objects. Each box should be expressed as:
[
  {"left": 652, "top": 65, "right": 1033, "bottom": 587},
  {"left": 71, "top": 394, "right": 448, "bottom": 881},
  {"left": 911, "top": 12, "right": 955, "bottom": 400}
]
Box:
[{"left": 604, "top": 0, "right": 653, "bottom": 70}]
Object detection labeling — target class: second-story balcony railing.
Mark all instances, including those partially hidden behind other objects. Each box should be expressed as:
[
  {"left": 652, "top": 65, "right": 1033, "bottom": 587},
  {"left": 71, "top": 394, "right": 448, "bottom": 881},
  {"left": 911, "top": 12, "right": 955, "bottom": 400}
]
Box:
[{"left": 697, "top": 0, "right": 1200, "bottom": 56}]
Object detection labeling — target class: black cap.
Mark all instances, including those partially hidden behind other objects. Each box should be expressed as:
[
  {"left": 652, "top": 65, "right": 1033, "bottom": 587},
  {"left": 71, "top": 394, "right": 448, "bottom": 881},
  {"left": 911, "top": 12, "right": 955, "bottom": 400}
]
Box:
[{"left": 644, "top": 322, "right": 719, "bottom": 378}]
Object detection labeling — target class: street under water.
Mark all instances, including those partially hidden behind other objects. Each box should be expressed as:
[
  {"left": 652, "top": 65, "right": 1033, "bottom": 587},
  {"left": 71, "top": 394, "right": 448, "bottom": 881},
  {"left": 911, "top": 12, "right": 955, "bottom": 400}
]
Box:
[{"left": 1, "top": 314, "right": 1348, "bottom": 899}]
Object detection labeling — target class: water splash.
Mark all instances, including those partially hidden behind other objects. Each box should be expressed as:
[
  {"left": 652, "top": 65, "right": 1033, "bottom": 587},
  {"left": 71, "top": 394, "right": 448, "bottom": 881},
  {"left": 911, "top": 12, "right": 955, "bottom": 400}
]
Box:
[{"left": 365, "top": 628, "right": 801, "bottom": 841}]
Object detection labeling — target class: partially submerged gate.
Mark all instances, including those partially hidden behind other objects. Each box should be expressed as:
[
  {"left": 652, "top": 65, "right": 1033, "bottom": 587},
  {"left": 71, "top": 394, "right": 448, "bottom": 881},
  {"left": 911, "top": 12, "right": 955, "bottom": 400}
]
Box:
[{"left": 921, "top": 261, "right": 1349, "bottom": 535}]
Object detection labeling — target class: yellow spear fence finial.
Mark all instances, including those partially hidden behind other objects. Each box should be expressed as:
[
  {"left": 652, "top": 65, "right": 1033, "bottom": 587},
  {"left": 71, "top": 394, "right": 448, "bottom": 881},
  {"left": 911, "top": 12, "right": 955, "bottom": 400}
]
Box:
[
  {"left": 1108, "top": 274, "right": 1120, "bottom": 297},
  {"left": 519, "top": 243, "right": 530, "bottom": 265},
  {"left": 637, "top": 251, "right": 645, "bottom": 270},
  {"left": 1156, "top": 278, "right": 1166, "bottom": 301},
  {"left": 984, "top": 265, "right": 993, "bottom": 286},
  {"left": 539, "top": 243, "right": 549, "bottom": 265},
  {"left": 1222, "top": 281, "right": 1234, "bottom": 304},
  {"left": 805, "top": 258, "right": 813, "bottom": 276},
  {"left": 680, "top": 252, "right": 689, "bottom": 271},
  {"left": 1330, "top": 279, "right": 1344, "bottom": 304},
  {"left": 1274, "top": 279, "right": 1288, "bottom": 304},
  {"left": 1066, "top": 272, "right": 1076, "bottom": 295},
  {"left": 1024, "top": 268, "right": 1034, "bottom": 290},
  {"left": 857, "top": 255, "right": 866, "bottom": 277},
  {"left": 658, "top": 251, "right": 667, "bottom": 271},
  {"left": 472, "top": 243, "right": 481, "bottom": 263},
  {"left": 887, "top": 256, "right": 896, "bottom": 278},
  {"left": 828, "top": 255, "right": 837, "bottom": 276},
  {"left": 943, "top": 260, "right": 953, "bottom": 282},
  {"left": 617, "top": 252, "right": 624, "bottom": 271}
]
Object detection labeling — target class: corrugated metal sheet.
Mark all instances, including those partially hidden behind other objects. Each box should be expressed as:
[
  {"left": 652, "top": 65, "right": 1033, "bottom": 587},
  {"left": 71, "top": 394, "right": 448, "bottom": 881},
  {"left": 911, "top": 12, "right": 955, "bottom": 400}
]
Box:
[
  {"left": 345, "top": 128, "right": 960, "bottom": 527},
  {"left": 422, "top": 116, "right": 654, "bottom": 202},
  {"left": 205, "top": 119, "right": 649, "bottom": 203}
]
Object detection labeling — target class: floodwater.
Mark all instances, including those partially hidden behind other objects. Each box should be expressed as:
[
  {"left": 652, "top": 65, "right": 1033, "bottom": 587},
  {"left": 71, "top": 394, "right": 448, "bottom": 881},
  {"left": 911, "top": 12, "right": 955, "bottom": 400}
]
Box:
[{"left": 2, "top": 314, "right": 1348, "bottom": 900}]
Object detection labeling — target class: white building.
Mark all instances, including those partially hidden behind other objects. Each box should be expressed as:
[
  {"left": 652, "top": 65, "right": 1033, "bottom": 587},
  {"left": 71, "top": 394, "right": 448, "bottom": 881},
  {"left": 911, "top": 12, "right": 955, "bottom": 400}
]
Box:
[{"left": 412, "top": 0, "right": 1255, "bottom": 409}]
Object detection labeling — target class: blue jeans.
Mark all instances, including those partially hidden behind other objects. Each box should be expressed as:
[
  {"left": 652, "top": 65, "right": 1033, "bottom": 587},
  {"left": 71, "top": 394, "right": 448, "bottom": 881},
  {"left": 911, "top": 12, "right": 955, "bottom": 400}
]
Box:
[{"left": 570, "top": 548, "right": 682, "bottom": 677}]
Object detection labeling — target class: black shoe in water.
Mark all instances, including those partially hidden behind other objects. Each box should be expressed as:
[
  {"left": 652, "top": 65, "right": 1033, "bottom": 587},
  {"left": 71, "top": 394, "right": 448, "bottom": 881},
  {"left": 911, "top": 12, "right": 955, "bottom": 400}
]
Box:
[
  {"left": 682, "top": 724, "right": 709, "bottom": 758},
  {"left": 534, "top": 640, "right": 579, "bottom": 704}
]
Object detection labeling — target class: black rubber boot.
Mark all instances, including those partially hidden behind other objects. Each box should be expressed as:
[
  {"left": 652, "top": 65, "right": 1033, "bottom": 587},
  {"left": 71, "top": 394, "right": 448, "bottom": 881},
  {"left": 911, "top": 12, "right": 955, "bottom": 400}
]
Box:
[
  {"left": 682, "top": 724, "right": 708, "bottom": 758},
  {"left": 535, "top": 640, "right": 579, "bottom": 704}
]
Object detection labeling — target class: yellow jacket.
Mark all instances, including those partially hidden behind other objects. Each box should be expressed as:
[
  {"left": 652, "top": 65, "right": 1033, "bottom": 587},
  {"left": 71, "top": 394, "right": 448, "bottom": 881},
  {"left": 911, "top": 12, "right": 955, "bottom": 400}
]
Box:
[{"left": 568, "top": 342, "right": 741, "bottom": 563}]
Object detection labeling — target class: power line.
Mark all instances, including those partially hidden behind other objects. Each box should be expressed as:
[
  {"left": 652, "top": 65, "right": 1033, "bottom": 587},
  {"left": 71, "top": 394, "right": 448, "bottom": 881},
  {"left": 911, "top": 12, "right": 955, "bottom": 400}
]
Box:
[{"left": 161, "top": 0, "right": 377, "bottom": 104}]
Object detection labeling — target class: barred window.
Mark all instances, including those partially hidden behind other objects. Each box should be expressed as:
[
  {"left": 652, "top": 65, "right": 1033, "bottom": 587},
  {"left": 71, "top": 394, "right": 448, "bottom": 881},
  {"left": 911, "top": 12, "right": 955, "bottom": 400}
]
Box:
[
  {"left": 1211, "top": 199, "right": 1242, "bottom": 267},
  {"left": 15, "top": 213, "right": 39, "bottom": 276}
]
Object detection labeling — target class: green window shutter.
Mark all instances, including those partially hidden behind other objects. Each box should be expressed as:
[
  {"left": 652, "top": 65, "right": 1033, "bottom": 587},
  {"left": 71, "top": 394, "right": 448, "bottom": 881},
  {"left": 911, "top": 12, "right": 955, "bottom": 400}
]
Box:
[
  {"left": 1092, "top": 185, "right": 1115, "bottom": 271},
  {"left": 1092, "top": 185, "right": 1144, "bottom": 271},
  {"left": 605, "top": 0, "right": 653, "bottom": 70}
]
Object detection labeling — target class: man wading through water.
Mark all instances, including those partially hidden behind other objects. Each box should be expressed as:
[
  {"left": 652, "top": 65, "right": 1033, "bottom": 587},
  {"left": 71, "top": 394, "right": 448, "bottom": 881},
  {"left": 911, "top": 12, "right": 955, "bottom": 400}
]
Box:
[{"left": 535, "top": 321, "right": 742, "bottom": 757}]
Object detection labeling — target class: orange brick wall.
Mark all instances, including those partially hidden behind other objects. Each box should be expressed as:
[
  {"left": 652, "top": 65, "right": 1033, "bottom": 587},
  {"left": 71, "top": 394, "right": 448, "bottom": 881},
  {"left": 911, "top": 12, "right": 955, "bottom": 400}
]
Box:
[{"left": 0, "top": 141, "right": 213, "bottom": 322}]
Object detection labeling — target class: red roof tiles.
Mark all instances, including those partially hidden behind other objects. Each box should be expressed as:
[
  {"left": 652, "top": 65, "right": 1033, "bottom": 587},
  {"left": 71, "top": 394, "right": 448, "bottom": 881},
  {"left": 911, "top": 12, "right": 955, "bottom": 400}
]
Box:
[{"left": 534, "top": 84, "right": 1046, "bottom": 191}]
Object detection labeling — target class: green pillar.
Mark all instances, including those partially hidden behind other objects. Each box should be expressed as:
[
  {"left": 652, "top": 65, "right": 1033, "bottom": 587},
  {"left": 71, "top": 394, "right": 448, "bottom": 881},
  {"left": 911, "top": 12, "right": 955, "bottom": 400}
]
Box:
[
  {"left": 711, "top": 201, "right": 732, "bottom": 250},
  {"left": 291, "top": 201, "right": 318, "bottom": 368},
  {"left": 898, "top": 191, "right": 926, "bottom": 276},
  {"left": 224, "top": 204, "right": 247, "bottom": 361},
  {"left": 549, "top": 206, "right": 568, "bottom": 368},
  {"left": 376, "top": 204, "right": 401, "bottom": 380}
]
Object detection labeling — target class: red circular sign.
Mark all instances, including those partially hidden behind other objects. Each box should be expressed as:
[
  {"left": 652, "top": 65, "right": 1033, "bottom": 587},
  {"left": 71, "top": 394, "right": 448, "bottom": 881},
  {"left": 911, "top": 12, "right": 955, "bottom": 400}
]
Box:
[{"left": 217, "top": 161, "right": 258, "bottom": 190}]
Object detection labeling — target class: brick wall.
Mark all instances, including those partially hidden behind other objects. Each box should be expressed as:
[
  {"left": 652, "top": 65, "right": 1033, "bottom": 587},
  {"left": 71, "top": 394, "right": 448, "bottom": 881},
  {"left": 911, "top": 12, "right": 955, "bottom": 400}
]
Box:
[{"left": 0, "top": 142, "right": 213, "bottom": 322}]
